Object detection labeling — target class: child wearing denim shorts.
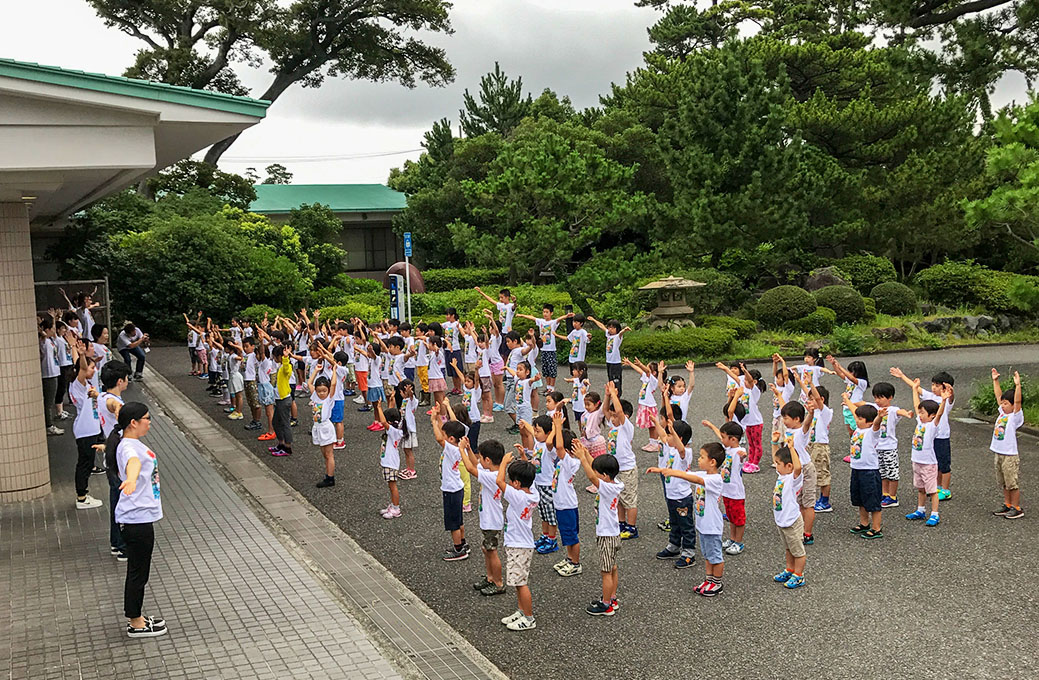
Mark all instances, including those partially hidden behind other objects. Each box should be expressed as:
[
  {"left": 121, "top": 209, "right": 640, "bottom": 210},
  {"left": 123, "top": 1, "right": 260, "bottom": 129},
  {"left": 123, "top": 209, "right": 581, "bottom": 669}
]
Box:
[{"left": 550, "top": 416, "right": 583, "bottom": 577}]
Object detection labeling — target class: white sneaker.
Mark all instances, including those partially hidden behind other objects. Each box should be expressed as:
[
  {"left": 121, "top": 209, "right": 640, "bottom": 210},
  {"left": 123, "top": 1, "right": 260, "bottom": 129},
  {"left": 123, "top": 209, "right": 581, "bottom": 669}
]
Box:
[
  {"left": 352, "top": 396, "right": 366, "bottom": 405},
  {"left": 56, "top": 411, "right": 70, "bottom": 421},
  {"left": 724, "top": 542, "right": 745, "bottom": 555},
  {"left": 76, "top": 495, "right": 103, "bottom": 510},
  {"left": 557, "top": 562, "right": 583, "bottom": 577},
  {"left": 506, "top": 615, "right": 536, "bottom": 631},
  {"left": 552, "top": 559, "right": 568, "bottom": 572},
  {"left": 500, "top": 610, "right": 524, "bottom": 625},
  {"left": 46, "top": 425, "right": 64, "bottom": 436},
  {"left": 721, "top": 538, "right": 733, "bottom": 549}
]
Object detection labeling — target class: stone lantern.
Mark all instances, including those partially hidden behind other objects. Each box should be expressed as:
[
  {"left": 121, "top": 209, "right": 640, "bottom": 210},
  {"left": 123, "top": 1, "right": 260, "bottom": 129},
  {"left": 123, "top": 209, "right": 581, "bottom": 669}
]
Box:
[{"left": 639, "top": 276, "right": 706, "bottom": 329}]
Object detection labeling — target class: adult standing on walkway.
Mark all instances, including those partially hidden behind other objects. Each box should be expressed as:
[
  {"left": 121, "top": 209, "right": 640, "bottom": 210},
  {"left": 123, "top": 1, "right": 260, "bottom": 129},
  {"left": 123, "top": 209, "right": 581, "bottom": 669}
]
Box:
[
  {"left": 105, "top": 401, "right": 168, "bottom": 638},
  {"left": 270, "top": 345, "right": 295, "bottom": 457},
  {"left": 116, "top": 322, "right": 149, "bottom": 381}
]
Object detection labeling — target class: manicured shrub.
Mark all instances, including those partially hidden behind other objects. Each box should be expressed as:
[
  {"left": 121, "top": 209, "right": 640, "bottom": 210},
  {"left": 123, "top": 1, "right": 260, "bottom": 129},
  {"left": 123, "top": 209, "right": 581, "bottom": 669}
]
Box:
[
  {"left": 813, "top": 285, "right": 865, "bottom": 324},
  {"left": 783, "top": 307, "right": 836, "bottom": 335},
  {"left": 863, "top": 296, "right": 877, "bottom": 321},
  {"left": 698, "top": 315, "right": 758, "bottom": 339},
  {"left": 421, "top": 267, "right": 509, "bottom": 292},
  {"left": 318, "top": 302, "right": 383, "bottom": 323},
  {"left": 870, "top": 281, "right": 917, "bottom": 315},
  {"left": 756, "top": 285, "right": 817, "bottom": 329},
  {"left": 621, "top": 327, "right": 737, "bottom": 361},
  {"left": 914, "top": 261, "right": 985, "bottom": 308},
  {"left": 238, "top": 304, "right": 285, "bottom": 323},
  {"left": 833, "top": 254, "right": 897, "bottom": 294},
  {"left": 330, "top": 273, "right": 383, "bottom": 294}
]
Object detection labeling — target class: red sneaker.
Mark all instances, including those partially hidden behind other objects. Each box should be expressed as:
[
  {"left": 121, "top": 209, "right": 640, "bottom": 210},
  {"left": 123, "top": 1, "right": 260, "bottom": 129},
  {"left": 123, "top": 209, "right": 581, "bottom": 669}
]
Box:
[
  {"left": 370, "top": 422, "right": 385, "bottom": 432},
  {"left": 257, "top": 432, "right": 276, "bottom": 441}
]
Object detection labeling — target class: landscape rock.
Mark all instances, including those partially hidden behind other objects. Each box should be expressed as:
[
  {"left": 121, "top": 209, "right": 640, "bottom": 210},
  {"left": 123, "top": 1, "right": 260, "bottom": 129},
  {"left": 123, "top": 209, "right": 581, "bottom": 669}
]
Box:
[
  {"left": 805, "top": 339, "right": 829, "bottom": 351},
  {"left": 871, "top": 327, "right": 907, "bottom": 342},
  {"left": 804, "top": 266, "right": 850, "bottom": 292},
  {"left": 977, "top": 328, "right": 990, "bottom": 338}
]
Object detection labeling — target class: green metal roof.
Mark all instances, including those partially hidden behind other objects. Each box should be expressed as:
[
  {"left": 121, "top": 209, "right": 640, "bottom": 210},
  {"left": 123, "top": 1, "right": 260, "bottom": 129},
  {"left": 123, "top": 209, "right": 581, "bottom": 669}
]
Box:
[
  {"left": 250, "top": 184, "right": 407, "bottom": 214},
  {"left": 0, "top": 57, "right": 269, "bottom": 118}
]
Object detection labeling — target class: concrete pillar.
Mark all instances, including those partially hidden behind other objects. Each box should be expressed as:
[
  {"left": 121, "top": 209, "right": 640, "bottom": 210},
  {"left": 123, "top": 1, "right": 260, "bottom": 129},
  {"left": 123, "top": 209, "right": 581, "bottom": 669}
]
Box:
[{"left": 0, "top": 201, "right": 50, "bottom": 502}]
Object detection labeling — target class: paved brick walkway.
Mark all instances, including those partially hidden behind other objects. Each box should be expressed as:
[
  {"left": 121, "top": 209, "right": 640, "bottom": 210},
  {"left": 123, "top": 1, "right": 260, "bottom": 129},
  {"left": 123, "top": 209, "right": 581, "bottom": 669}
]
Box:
[{"left": 0, "top": 385, "right": 402, "bottom": 680}]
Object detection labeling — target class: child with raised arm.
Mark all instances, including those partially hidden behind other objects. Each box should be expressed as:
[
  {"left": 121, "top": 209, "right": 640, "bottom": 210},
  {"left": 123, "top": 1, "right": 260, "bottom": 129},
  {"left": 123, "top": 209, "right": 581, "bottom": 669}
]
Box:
[
  {"left": 654, "top": 415, "right": 698, "bottom": 569},
  {"left": 604, "top": 381, "right": 639, "bottom": 540},
  {"left": 773, "top": 379, "right": 818, "bottom": 545},
  {"left": 549, "top": 412, "right": 584, "bottom": 577},
  {"left": 558, "top": 314, "right": 590, "bottom": 365},
  {"left": 496, "top": 452, "right": 540, "bottom": 631},
  {"left": 432, "top": 403, "right": 470, "bottom": 561},
  {"left": 666, "top": 361, "right": 696, "bottom": 423},
  {"left": 903, "top": 380, "right": 949, "bottom": 527},
  {"left": 516, "top": 303, "right": 570, "bottom": 393},
  {"left": 891, "top": 366, "right": 956, "bottom": 501},
  {"left": 771, "top": 444, "right": 807, "bottom": 589},
  {"left": 462, "top": 438, "right": 507, "bottom": 596},
  {"left": 526, "top": 415, "right": 560, "bottom": 555},
  {"left": 841, "top": 393, "right": 884, "bottom": 538},
  {"left": 576, "top": 441, "right": 623, "bottom": 615},
  {"left": 624, "top": 356, "right": 663, "bottom": 453},
  {"left": 649, "top": 440, "right": 727, "bottom": 596},
  {"left": 768, "top": 354, "right": 796, "bottom": 464},
  {"left": 703, "top": 419, "right": 748, "bottom": 555},
  {"left": 828, "top": 355, "right": 869, "bottom": 438},
  {"left": 505, "top": 358, "right": 539, "bottom": 435},
  {"left": 502, "top": 331, "right": 533, "bottom": 435},
  {"left": 792, "top": 348, "right": 834, "bottom": 404},
  {"left": 588, "top": 316, "right": 632, "bottom": 395},
  {"left": 804, "top": 383, "right": 834, "bottom": 514},
  {"left": 374, "top": 399, "right": 407, "bottom": 518},
  {"left": 308, "top": 365, "right": 338, "bottom": 488},
  {"left": 990, "top": 369, "right": 1025, "bottom": 519}
]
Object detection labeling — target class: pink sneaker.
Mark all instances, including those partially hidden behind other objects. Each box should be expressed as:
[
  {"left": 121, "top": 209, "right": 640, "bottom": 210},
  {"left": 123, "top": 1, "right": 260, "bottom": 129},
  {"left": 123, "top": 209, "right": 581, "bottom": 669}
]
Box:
[
  {"left": 742, "top": 462, "right": 760, "bottom": 474},
  {"left": 842, "top": 455, "right": 852, "bottom": 463},
  {"left": 641, "top": 443, "right": 660, "bottom": 453},
  {"left": 333, "top": 441, "right": 346, "bottom": 450},
  {"left": 463, "top": 503, "right": 473, "bottom": 513},
  {"left": 381, "top": 505, "right": 401, "bottom": 519},
  {"left": 480, "top": 415, "right": 494, "bottom": 424}
]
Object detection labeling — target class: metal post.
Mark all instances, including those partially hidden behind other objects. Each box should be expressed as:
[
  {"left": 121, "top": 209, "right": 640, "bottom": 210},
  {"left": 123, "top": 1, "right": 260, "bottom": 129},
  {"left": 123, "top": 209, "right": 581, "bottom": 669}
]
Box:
[
  {"left": 405, "top": 255, "right": 412, "bottom": 324},
  {"left": 104, "top": 275, "right": 112, "bottom": 348}
]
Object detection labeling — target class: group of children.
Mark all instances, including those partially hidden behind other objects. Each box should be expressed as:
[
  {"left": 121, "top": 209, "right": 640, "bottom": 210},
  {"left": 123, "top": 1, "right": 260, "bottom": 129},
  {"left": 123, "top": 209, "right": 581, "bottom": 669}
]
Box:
[{"left": 168, "top": 300, "right": 1028, "bottom": 630}]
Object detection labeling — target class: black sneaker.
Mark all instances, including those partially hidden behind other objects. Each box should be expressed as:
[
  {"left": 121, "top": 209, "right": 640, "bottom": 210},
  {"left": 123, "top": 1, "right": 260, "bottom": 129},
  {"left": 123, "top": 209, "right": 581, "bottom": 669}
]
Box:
[
  {"left": 127, "top": 619, "right": 168, "bottom": 638},
  {"left": 655, "top": 548, "right": 680, "bottom": 560},
  {"left": 1005, "top": 507, "right": 1025, "bottom": 520},
  {"left": 290, "top": 418, "right": 299, "bottom": 427},
  {"left": 316, "top": 476, "right": 335, "bottom": 488},
  {"left": 586, "top": 600, "right": 615, "bottom": 616},
  {"left": 479, "top": 583, "right": 506, "bottom": 596},
  {"left": 244, "top": 421, "right": 263, "bottom": 431},
  {"left": 442, "top": 547, "right": 470, "bottom": 562},
  {"left": 992, "top": 505, "right": 1012, "bottom": 516},
  {"left": 91, "top": 466, "right": 106, "bottom": 475},
  {"left": 674, "top": 556, "right": 695, "bottom": 569},
  {"left": 473, "top": 577, "right": 492, "bottom": 591}
]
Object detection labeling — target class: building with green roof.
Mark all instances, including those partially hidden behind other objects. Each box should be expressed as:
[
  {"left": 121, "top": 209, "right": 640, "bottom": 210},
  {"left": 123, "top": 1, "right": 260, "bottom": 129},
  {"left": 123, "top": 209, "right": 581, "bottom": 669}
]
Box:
[{"left": 250, "top": 184, "right": 408, "bottom": 276}]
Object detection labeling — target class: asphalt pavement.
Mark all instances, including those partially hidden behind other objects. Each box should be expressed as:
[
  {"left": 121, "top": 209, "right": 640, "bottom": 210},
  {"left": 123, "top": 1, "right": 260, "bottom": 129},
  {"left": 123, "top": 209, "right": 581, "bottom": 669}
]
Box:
[{"left": 146, "top": 344, "right": 1039, "bottom": 680}]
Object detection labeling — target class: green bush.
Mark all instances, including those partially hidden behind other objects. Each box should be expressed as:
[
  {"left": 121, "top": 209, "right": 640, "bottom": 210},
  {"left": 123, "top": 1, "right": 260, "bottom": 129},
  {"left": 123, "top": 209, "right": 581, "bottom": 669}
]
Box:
[
  {"left": 238, "top": 304, "right": 285, "bottom": 323},
  {"left": 756, "top": 285, "right": 817, "bottom": 329},
  {"left": 1008, "top": 277, "right": 1039, "bottom": 314},
  {"left": 914, "top": 261, "right": 981, "bottom": 307},
  {"left": 833, "top": 254, "right": 897, "bottom": 294},
  {"left": 330, "top": 273, "right": 383, "bottom": 295},
  {"left": 621, "top": 327, "right": 738, "bottom": 361},
  {"left": 870, "top": 281, "right": 917, "bottom": 315},
  {"left": 310, "top": 286, "right": 349, "bottom": 308},
  {"left": 318, "top": 302, "right": 384, "bottom": 323},
  {"left": 826, "top": 325, "right": 868, "bottom": 355},
  {"left": 676, "top": 268, "right": 748, "bottom": 315},
  {"left": 863, "top": 296, "right": 876, "bottom": 322},
  {"left": 814, "top": 285, "right": 865, "bottom": 323},
  {"left": 421, "top": 267, "right": 509, "bottom": 292},
  {"left": 783, "top": 307, "right": 836, "bottom": 335},
  {"left": 698, "top": 315, "right": 757, "bottom": 339}
]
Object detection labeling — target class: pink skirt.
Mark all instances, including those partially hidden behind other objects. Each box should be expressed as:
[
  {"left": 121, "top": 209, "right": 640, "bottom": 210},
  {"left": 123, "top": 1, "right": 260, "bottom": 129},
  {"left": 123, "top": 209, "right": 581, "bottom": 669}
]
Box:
[
  {"left": 635, "top": 404, "right": 657, "bottom": 429},
  {"left": 583, "top": 435, "right": 607, "bottom": 458},
  {"left": 428, "top": 378, "right": 447, "bottom": 393},
  {"left": 490, "top": 360, "right": 504, "bottom": 376}
]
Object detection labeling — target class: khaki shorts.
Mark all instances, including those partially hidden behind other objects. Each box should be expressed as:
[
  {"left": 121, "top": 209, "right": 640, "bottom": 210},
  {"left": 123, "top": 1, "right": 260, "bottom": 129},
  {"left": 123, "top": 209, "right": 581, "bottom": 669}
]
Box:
[
  {"left": 482, "top": 528, "right": 502, "bottom": 552},
  {"left": 596, "top": 535, "right": 620, "bottom": 573},
  {"left": 797, "top": 460, "right": 818, "bottom": 508},
  {"left": 995, "top": 453, "right": 1020, "bottom": 491},
  {"left": 244, "top": 380, "right": 260, "bottom": 410},
  {"left": 505, "top": 547, "right": 534, "bottom": 587},
  {"left": 617, "top": 468, "right": 638, "bottom": 509},
  {"left": 808, "top": 443, "right": 831, "bottom": 488},
  {"left": 777, "top": 515, "right": 806, "bottom": 558}
]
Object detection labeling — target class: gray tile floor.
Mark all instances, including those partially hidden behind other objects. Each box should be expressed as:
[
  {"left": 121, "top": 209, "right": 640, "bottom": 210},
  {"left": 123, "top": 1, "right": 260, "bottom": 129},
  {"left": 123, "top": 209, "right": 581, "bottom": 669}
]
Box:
[{"left": 0, "top": 387, "right": 403, "bottom": 680}]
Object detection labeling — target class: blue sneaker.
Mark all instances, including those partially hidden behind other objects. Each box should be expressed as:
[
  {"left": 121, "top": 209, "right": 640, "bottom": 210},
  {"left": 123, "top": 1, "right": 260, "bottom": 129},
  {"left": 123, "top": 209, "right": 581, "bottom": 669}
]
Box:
[
  {"left": 656, "top": 548, "right": 680, "bottom": 560},
  {"left": 880, "top": 495, "right": 899, "bottom": 508},
  {"left": 905, "top": 509, "right": 926, "bottom": 521},
  {"left": 344, "top": 389, "right": 356, "bottom": 397},
  {"left": 814, "top": 499, "right": 832, "bottom": 513},
  {"left": 534, "top": 535, "right": 548, "bottom": 550},
  {"left": 925, "top": 513, "right": 940, "bottom": 527},
  {"left": 784, "top": 574, "right": 806, "bottom": 589},
  {"left": 492, "top": 403, "right": 504, "bottom": 412},
  {"left": 773, "top": 569, "right": 793, "bottom": 583},
  {"left": 536, "top": 537, "right": 559, "bottom": 554}
]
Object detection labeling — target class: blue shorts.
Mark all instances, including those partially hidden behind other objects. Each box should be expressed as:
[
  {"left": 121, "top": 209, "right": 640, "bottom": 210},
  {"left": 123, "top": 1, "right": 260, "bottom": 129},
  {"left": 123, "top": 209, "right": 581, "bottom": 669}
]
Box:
[
  {"left": 443, "top": 490, "right": 464, "bottom": 532},
  {"left": 556, "top": 507, "right": 580, "bottom": 546},
  {"left": 934, "top": 437, "right": 951, "bottom": 474},
  {"left": 447, "top": 350, "right": 463, "bottom": 373},
  {"left": 367, "top": 387, "right": 386, "bottom": 404},
  {"left": 843, "top": 406, "right": 856, "bottom": 429},
  {"left": 850, "top": 468, "right": 882, "bottom": 512},
  {"left": 331, "top": 400, "right": 344, "bottom": 423},
  {"left": 697, "top": 532, "right": 724, "bottom": 564},
  {"left": 404, "top": 367, "right": 415, "bottom": 382}
]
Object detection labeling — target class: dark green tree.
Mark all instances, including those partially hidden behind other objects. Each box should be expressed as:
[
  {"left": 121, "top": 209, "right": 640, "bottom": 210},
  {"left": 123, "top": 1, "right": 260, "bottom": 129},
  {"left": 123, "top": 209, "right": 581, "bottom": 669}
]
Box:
[
  {"left": 459, "top": 62, "right": 533, "bottom": 137},
  {"left": 261, "top": 163, "right": 293, "bottom": 184},
  {"left": 147, "top": 160, "right": 256, "bottom": 208}
]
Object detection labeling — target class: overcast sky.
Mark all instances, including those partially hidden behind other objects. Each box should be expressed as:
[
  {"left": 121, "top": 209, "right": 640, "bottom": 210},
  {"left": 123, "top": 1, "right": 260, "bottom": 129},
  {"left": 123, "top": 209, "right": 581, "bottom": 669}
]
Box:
[{"left": 3, "top": 0, "right": 1030, "bottom": 185}]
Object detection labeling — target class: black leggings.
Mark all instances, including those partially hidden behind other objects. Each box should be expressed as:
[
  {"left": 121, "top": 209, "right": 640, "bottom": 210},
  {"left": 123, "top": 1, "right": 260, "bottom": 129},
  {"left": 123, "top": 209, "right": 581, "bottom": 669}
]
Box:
[
  {"left": 120, "top": 522, "right": 154, "bottom": 619},
  {"left": 75, "top": 434, "right": 102, "bottom": 496},
  {"left": 274, "top": 396, "right": 292, "bottom": 445}
]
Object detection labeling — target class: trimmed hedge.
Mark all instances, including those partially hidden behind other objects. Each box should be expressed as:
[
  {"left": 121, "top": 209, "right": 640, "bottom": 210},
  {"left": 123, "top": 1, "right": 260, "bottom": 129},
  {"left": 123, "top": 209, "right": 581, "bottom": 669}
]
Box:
[
  {"left": 783, "top": 307, "right": 836, "bottom": 335},
  {"left": 330, "top": 273, "right": 383, "bottom": 295},
  {"left": 238, "top": 304, "right": 285, "bottom": 323},
  {"left": 318, "top": 302, "right": 384, "bottom": 323},
  {"left": 833, "top": 254, "right": 897, "bottom": 295},
  {"left": 421, "top": 267, "right": 509, "bottom": 292},
  {"left": 757, "top": 285, "right": 817, "bottom": 328},
  {"left": 870, "top": 281, "right": 917, "bottom": 315},
  {"left": 814, "top": 285, "right": 865, "bottom": 323},
  {"left": 310, "top": 286, "right": 349, "bottom": 308},
  {"left": 699, "top": 315, "right": 757, "bottom": 339},
  {"left": 580, "top": 326, "right": 736, "bottom": 362}
]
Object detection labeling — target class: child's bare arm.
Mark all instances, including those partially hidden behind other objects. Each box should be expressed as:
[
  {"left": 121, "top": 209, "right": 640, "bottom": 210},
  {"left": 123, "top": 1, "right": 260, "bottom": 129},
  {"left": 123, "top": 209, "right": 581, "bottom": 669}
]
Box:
[
  {"left": 701, "top": 419, "right": 722, "bottom": 441},
  {"left": 1013, "top": 372, "right": 1023, "bottom": 413},
  {"left": 496, "top": 451, "right": 512, "bottom": 493}
]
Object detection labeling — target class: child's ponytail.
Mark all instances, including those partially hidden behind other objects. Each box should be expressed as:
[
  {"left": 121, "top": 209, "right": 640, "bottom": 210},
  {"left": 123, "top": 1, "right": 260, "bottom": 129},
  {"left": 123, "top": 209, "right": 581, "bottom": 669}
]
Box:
[{"left": 105, "top": 401, "right": 149, "bottom": 484}]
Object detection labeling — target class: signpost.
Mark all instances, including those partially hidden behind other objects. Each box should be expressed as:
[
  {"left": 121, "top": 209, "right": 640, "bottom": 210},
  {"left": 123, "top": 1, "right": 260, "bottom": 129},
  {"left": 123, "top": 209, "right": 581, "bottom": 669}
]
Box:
[{"left": 403, "top": 232, "right": 413, "bottom": 323}]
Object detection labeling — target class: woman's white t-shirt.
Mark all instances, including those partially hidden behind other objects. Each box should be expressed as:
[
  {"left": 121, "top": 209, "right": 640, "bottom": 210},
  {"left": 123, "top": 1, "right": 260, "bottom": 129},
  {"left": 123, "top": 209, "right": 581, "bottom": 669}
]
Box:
[
  {"left": 69, "top": 379, "right": 101, "bottom": 438},
  {"left": 40, "top": 337, "right": 60, "bottom": 378},
  {"left": 98, "top": 392, "right": 124, "bottom": 438},
  {"left": 115, "top": 438, "right": 162, "bottom": 524}
]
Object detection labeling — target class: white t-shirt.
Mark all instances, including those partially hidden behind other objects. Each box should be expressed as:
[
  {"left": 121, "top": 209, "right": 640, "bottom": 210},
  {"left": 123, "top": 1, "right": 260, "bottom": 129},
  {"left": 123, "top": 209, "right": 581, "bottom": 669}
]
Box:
[
  {"left": 604, "top": 332, "right": 623, "bottom": 364},
  {"left": 496, "top": 302, "right": 516, "bottom": 332},
  {"left": 526, "top": 344, "right": 539, "bottom": 372},
  {"left": 533, "top": 440, "right": 555, "bottom": 487},
  {"left": 68, "top": 379, "right": 100, "bottom": 438},
  {"left": 920, "top": 389, "right": 953, "bottom": 438},
  {"left": 670, "top": 391, "right": 693, "bottom": 422},
  {"left": 115, "top": 438, "right": 162, "bottom": 524},
  {"left": 380, "top": 425, "right": 403, "bottom": 470},
  {"left": 40, "top": 338, "right": 60, "bottom": 379},
  {"left": 56, "top": 336, "right": 73, "bottom": 367},
  {"left": 872, "top": 404, "right": 900, "bottom": 450},
  {"left": 536, "top": 319, "right": 559, "bottom": 352},
  {"left": 596, "top": 480, "right": 624, "bottom": 537},
  {"left": 258, "top": 358, "right": 273, "bottom": 386},
  {"left": 663, "top": 445, "right": 692, "bottom": 500},
  {"left": 772, "top": 471, "right": 802, "bottom": 528},
  {"left": 991, "top": 407, "right": 1025, "bottom": 456},
  {"left": 310, "top": 393, "right": 336, "bottom": 446},
  {"left": 464, "top": 334, "right": 478, "bottom": 364},
  {"left": 515, "top": 378, "right": 534, "bottom": 411},
  {"left": 910, "top": 419, "right": 938, "bottom": 465},
  {"left": 244, "top": 352, "right": 258, "bottom": 381},
  {"left": 403, "top": 336, "right": 416, "bottom": 368},
  {"left": 403, "top": 396, "right": 418, "bottom": 435},
  {"left": 476, "top": 465, "right": 504, "bottom": 530},
  {"left": 843, "top": 377, "right": 868, "bottom": 405},
  {"left": 439, "top": 442, "right": 464, "bottom": 492},
  {"left": 503, "top": 485, "right": 539, "bottom": 548},
  {"left": 506, "top": 347, "right": 525, "bottom": 373},
  {"left": 737, "top": 385, "right": 763, "bottom": 427},
  {"left": 426, "top": 348, "right": 445, "bottom": 380},
  {"left": 187, "top": 330, "right": 198, "bottom": 348},
  {"left": 551, "top": 454, "right": 582, "bottom": 510},
  {"left": 572, "top": 378, "right": 589, "bottom": 415},
  {"left": 333, "top": 365, "right": 348, "bottom": 400},
  {"left": 720, "top": 445, "right": 746, "bottom": 500},
  {"left": 415, "top": 337, "right": 427, "bottom": 367},
  {"left": 637, "top": 374, "right": 659, "bottom": 408},
  {"left": 773, "top": 381, "right": 795, "bottom": 418},
  {"left": 442, "top": 321, "right": 461, "bottom": 351},
  {"left": 368, "top": 355, "right": 383, "bottom": 389},
  {"left": 693, "top": 473, "right": 724, "bottom": 535},
  {"left": 463, "top": 384, "right": 482, "bottom": 423},
  {"left": 809, "top": 406, "right": 833, "bottom": 445},
  {"left": 488, "top": 332, "right": 502, "bottom": 360},
  {"left": 98, "top": 392, "right": 124, "bottom": 438},
  {"left": 354, "top": 351, "right": 369, "bottom": 373},
  {"left": 783, "top": 426, "right": 812, "bottom": 465},
  {"left": 607, "top": 419, "right": 636, "bottom": 471},
  {"left": 848, "top": 427, "right": 878, "bottom": 470},
  {"left": 477, "top": 348, "right": 492, "bottom": 378},
  {"left": 116, "top": 328, "right": 143, "bottom": 350},
  {"left": 567, "top": 328, "right": 589, "bottom": 363},
  {"left": 387, "top": 353, "right": 406, "bottom": 387},
  {"left": 77, "top": 308, "right": 95, "bottom": 343},
  {"left": 794, "top": 364, "right": 824, "bottom": 388}
]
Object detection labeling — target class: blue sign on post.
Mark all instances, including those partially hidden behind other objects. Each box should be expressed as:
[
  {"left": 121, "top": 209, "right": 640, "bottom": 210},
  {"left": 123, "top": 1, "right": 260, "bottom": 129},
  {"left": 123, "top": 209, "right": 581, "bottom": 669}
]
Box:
[{"left": 403, "top": 231, "right": 413, "bottom": 257}]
